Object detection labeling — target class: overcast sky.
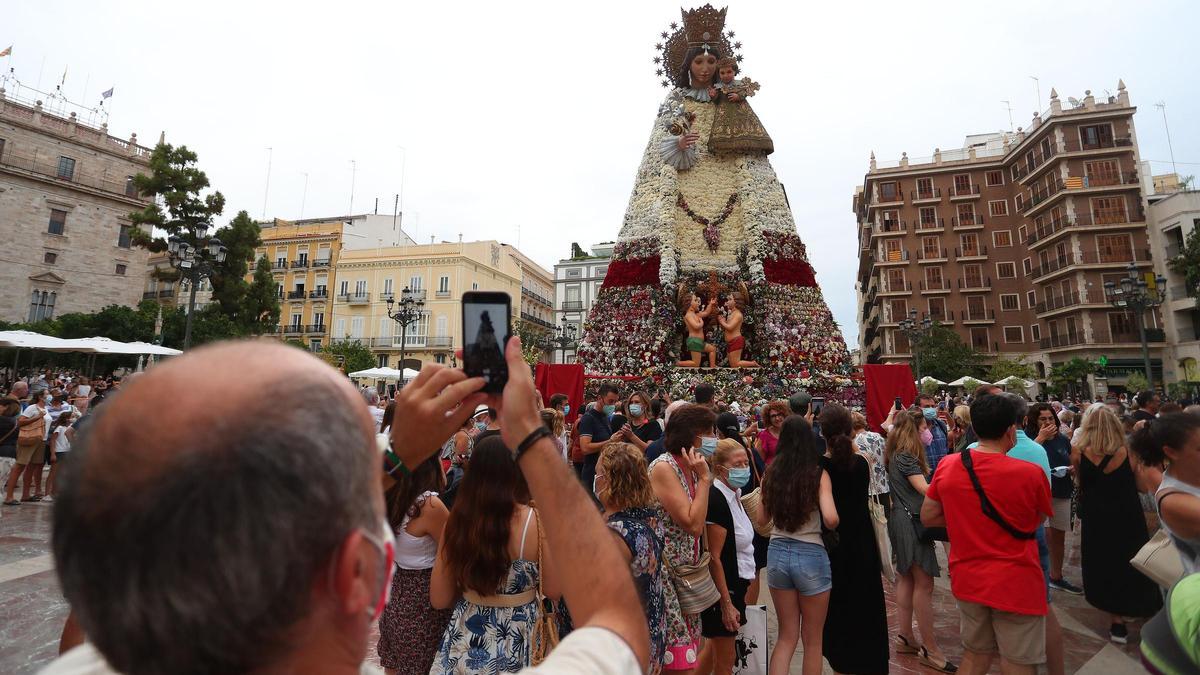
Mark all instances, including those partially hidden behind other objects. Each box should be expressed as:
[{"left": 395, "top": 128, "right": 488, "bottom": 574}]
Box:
[{"left": 6, "top": 0, "right": 1199, "bottom": 346}]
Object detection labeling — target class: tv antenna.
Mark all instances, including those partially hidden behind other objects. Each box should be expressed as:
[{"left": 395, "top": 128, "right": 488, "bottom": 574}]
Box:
[
  {"left": 1155, "top": 101, "right": 1178, "bottom": 178},
  {"left": 1000, "top": 100, "right": 1014, "bottom": 131}
]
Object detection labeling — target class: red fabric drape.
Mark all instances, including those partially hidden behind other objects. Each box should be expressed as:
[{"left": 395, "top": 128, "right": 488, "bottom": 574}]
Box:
[
  {"left": 535, "top": 363, "right": 585, "bottom": 425},
  {"left": 863, "top": 364, "right": 917, "bottom": 433}
]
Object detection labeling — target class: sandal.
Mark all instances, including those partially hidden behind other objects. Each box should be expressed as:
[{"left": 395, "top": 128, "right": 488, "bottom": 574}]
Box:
[
  {"left": 3, "top": 500, "right": 19, "bottom": 506},
  {"left": 26, "top": 495, "right": 43, "bottom": 502},
  {"left": 894, "top": 634, "right": 921, "bottom": 655},
  {"left": 919, "top": 646, "right": 958, "bottom": 673}
]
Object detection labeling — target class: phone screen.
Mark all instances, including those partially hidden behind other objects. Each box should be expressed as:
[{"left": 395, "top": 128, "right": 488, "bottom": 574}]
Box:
[
  {"left": 894, "top": 397, "right": 903, "bottom": 410},
  {"left": 462, "top": 292, "right": 510, "bottom": 394},
  {"left": 811, "top": 397, "right": 824, "bottom": 417}
]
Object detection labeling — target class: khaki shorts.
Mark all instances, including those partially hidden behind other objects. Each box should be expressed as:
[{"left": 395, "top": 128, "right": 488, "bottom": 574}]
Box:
[
  {"left": 1048, "top": 498, "right": 1071, "bottom": 531},
  {"left": 958, "top": 599, "right": 1046, "bottom": 665},
  {"left": 15, "top": 440, "right": 43, "bottom": 465}
]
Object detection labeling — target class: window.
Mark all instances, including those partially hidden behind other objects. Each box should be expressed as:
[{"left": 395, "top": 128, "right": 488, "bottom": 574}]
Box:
[
  {"left": 886, "top": 269, "right": 906, "bottom": 292},
  {"left": 438, "top": 276, "right": 450, "bottom": 293},
  {"left": 959, "top": 233, "right": 980, "bottom": 256},
  {"left": 383, "top": 278, "right": 394, "bottom": 295},
  {"left": 969, "top": 327, "right": 990, "bottom": 350},
  {"left": 1000, "top": 294, "right": 1019, "bottom": 311},
  {"left": 471, "top": 282, "right": 479, "bottom": 290},
  {"left": 1108, "top": 312, "right": 1133, "bottom": 338},
  {"left": 928, "top": 297, "right": 947, "bottom": 321},
  {"left": 566, "top": 268, "right": 581, "bottom": 278},
  {"left": 956, "top": 203, "right": 976, "bottom": 226},
  {"left": 409, "top": 275, "right": 423, "bottom": 292},
  {"left": 996, "top": 262, "right": 1016, "bottom": 279},
  {"left": 993, "top": 230, "right": 1012, "bottom": 247},
  {"left": 124, "top": 176, "right": 137, "bottom": 197},
  {"left": 988, "top": 200, "right": 1009, "bottom": 217},
  {"left": 354, "top": 280, "right": 367, "bottom": 294},
  {"left": 879, "top": 181, "right": 899, "bottom": 201},
  {"left": 436, "top": 315, "right": 448, "bottom": 337},
  {"left": 963, "top": 263, "right": 983, "bottom": 287},
  {"left": 338, "top": 280, "right": 349, "bottom": 296},
  {"left": 1091, "top": 196, "right": 1128, "bottom": 224},
  {"left": 882, "top": 238, "right": 903, "bottom": 261},
  {"left": 1010, "top": 165, "right": 1021, "bottom": 181},
  {"left": 1022, "top": 257, "right": 1032, "bottom": 275},
  {"left": 1027, "top": 290, "right": 1037, "bottom": 308},
  {"left": 56, "top": 156, "right": 76, "bottom": 180},
  {"left": 350, "top": 317, "right": 364, "bottom": 338},
  {"left": 0, "top": 138, "right": 5, "bottom": 161},
  {"left": 892, "top": 331, "right": 910, "bottom": 354},
  {"left": 310, "top": 339, "right": 322, "bottom": 352},
  {"left": 313, "top": 311, "right": 324, "bottom": 327},
  {"left": 915, "top": 177, "right": 934, "bottom": 199},
  {"left": 1097, "top": 234, "right": 1133, "bottom": 262},
  {"left": 921, "top": 236, "right": 940, "bottom": 258},
  {"left": 1031, "top": 324, "right": 1041, "bottom": 341},
  {"left": 1079, "top": 123, "right": 1114, "bottom": 150},
  {"left": 1085, "top": 160, "right": 1120, "bottom": 186},
  {"left": 953, "top": 174, "right": 971, "bottom": 194},
  {"left": 919, "top": 207, "right": 937, "bottom": 227},
  {"left": 377, "top": 354, "right": 389, "bottom": 368},
  {"left": 117, "top": 225, "right": 132, "bottom": 248},
  {"left": 316, "top": 245, "right": 331, "bottom": 263},
  {"left": 1014, "top": 193, "right": 1025, "bottom": 212},
  {"left": 297, "top": 250, "right": 308, "bottom": 265},
  {"left": 925, "top": 267, "right": 943, "bottom": 288},
  {"left": 1003, "top": 326, "right": 1024, "bottom": 343},
  {"left": 1017, "top": 225, "right": 1028, "bottom": 244},
  {"left": 115, "top": 264, "right": 127, "bottom": 276},
  {"left": 565, "top": 285, "right": 581, "bottom": 303},
  {"left": 404, "top": 313, "right": 429, "bottom": 346},
  {"left": 435, "top": 353, "right": 447, "bottom": 364},
  {"left": 985, "top": 170, "right": 1004, "bottom": 186},
  {"left": 29, "top": 290, "right": 57, "bottom": 322},
  {"left": 48, "top": 209, "right": 67, "bottom": 235},
  {"left": 888, "top": 299, "right": 908, "bottom": 322},
  {"left": 44, "top": 252, "right": 57, "bottom": 264},
  {"left": 595, "top": 265, "right": 608, "bottom": 277},
  {"left": 379, "top": 317, "right": 392, "bottom": 338}
]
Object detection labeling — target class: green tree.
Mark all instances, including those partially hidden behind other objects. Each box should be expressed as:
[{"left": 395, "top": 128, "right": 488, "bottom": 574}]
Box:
[
  {"left": 919, "top": 379, "right": 941, "bottom": 395},
  {"left": 209, "top": 211, "right": 266, "bottom": 327},
  {"left": 129, "top": 143, "right": 226, "bottom": 252},
  {"left": 912, "top": 324, "right": 983, "bottom": 382},
  {"left": 1170, "top": 222, "right": 1200, "bottom": 309},
  {"left": 1125, "top": 371, "right": 1150, "bottom": 394},
  {"left": 515, "top": 319, "right": 549, "bottom": 368},
  {"left": 1049, "top": 357, "right": 1095, "bottom": 397},
  {"left": 322, "top": 340, "right": 375, "bottom": 375},
  {"left": 987, "top": 357, "right": 1038, "bottom": 383},
  {"left": 961, "top": 377, "right": 985, "bottom": 392},
  {"left": 241, "top": 255, "right": 281, "bottom": 334}
]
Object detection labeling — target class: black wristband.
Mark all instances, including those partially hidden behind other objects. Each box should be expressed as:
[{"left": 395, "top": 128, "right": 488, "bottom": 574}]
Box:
[{"left": 515, "top": 426, "right": 553, "bottom": 462}]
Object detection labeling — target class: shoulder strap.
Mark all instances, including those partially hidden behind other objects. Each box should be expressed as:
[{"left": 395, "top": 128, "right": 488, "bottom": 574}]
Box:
[
  {"left": 961, "top": 450, "right": 1037, "bottom": 540},
  {"left": 518, "top": 506, "right": 536, "bottom": 559}
]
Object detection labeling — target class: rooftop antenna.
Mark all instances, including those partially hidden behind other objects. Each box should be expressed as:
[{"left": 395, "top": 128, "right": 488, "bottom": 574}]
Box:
[
  {"left": 1155, "top": 101, "right": 1178, "bottom": 178},
  {"left": 348, "top": 159, "right": 356, "bottom": 215},
  {"left": 1000, "top": 100, "right": 1014, "bottom": 132},
  {"left": 261, "top": 147, "right": 273, "bottom": 219},
  {"left": 1029, "top": 76, "right": 1041, "bottom": 111}
]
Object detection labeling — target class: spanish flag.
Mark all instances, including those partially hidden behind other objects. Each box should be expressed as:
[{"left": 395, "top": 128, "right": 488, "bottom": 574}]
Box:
[{"left": 0, "top": 46, "right": 11, "bottom": 58}]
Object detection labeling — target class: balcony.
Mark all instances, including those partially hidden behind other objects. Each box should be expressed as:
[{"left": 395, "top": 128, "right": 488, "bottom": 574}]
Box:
[
  {"left": 435, "top": 289, "right": 451, "bottom": 299},
  {"left": 957, "top": 277, "right": 992, "bottom": 291},
  {"left": 1170, "top": 285, "right": 1196, "bottom": 302},
  {"left": 272, "top": 261, "right": 288, "bottom": 272},
  {"left": 919, "top": 279, "right": 951, "bottom": 293},
  {"left": 872, "top": 220, "right": 907, "bottom": 237},
  {"left": 379, "top": 292, "right": 395, "bottom": 302},
  {"left": 1035, "top": 291, "right": 1102, "bottom": 315},
  {"left": 910, "top": 187, "right": 942, "bottom": 203},
  {"left": 520, "top": 312, "right": 556, "bottom": 330},
  {"left": 1075, "top": 207, "right": 1145, "bottom": 227},
  {"left": 959, "top": 308, "right": 995, "bottom": 323},
  {"left": 929, "top": 312, "right": 953, "bottom": 324},
  {"left": 951, "top": 214, "right": 984, "bottom": 230},
  {"left": 872, "top": 190, "right": 904, "bottom": 206},
  {"left": 0, "top": 144, "right": 152, "bottom": 203},
  {"left": 1032, "top": 249, "right": 1152, "bottom": 280},
  {"left": 954, "top": 244, "right": 988, "bottom": 260},
  {"left": 877, "top": 280, "right": 912, "bottom": 295},
  {"left": 948, "top": 184, "right": 981, "bottom": 199},
  {"left": 1027, "top": 215, "right": 1076, "bottom": 247},
  {"left": 312, "top": 259, "right": 331, "bottom": 268},
  {"left": 1083, "top": 172, "right": 1140, "bottom": 188},
  {"left": 917, "top": 247, "right": 948, "bottom": 263},
  {"left": 338, "top": 292, "right": 371, "bottom": 304},
  {"left": 562, "top": 300, "right": 584, "bottom": 311},
  {"left": 875, "top": 249, "right": 909, "bottom": 265},
  {"left": 1039, "top": 332, "right": 1085, "bottom": 349},
  {"left": 1092, "top": 328, "right": 1166, "bottom": 345},
  {"left": 290, "top": 259, "right": 309, "bottom": 269},
  {"left": 306, "top": 324, "right": 326, "bottom": 333},
  {"left": 1061, "top": 136, "right": 1134, "bottom": 153},
  {"left": 1013, "top": 145, "right": 1061, "bottom": 182},
  {"left": 283, "top": 324, "right": 305, "bottom": 335},
  {"left": 158, "top": 289, "right": 175, "bottom": 298},
  {"left": 287, "top": 290, "right": 307, "bottom": 300},
  {"left": 426, "top": 336, "right": 453, "bottom": 349},
  {"left": 309, "top": 289, "right": 328, "bottom": 300},
  {"left": 913, "top": 217, "right": 945, "bottom": 232},
  {"left": 1026, "top": 175, "right": 1066, "bottom": 211}
]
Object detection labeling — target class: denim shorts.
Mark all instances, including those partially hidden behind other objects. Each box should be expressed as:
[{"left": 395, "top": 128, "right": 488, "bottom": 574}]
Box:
[{"left": 766, "top": 537, "right": 831, "bottom": 595}]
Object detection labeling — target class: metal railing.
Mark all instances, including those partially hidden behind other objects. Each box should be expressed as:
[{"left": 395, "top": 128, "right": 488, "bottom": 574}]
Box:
[
  {"left": 305, "top": 324, "right": 325, "bottom": 333},
  {"left": 309, "top": 289, "right": 328, "bottom": 299},
  {"left": 290, "top": 259, "right": 309, "bottom": 269},
  {"left": 954, "top": 244, "right": 988, "bottom": 258},
  {"left": 879, "top": 280, "right": 911, "bottom": 293},
  {"left": 918, "top": 247, "right": 948, "bottom": 261},
  {"left": 337, "top": 293, "right": 371, "bottom": 303},
  {"left": 0, "top": 147, "right": 149, "bottom": 201},
  {"left": 948, "top": 183, "right": 981, "bottom": 198},
  {"left": 1061, "top": 136, "right": 1134, "bottom": 153},
  {"left": 952, "top": 214, "right": 984, "bottom": 228},
  {"left": 919, "top": 279, "right": 950, "bottom": 291},
  {"left": 957, "top": 277, "right": 992, "bottom": 290},
  {"left": 287, "top": 290, "right": 307, "bottom": 300},
  {"left": 875, "top": 249, "right": 909, "bottom": 263},
  {"left": 562, "top": 300, "right": 584, "bottom": 311},
  {"left": 959, "top": 308, "right": 995, "bottom": 321},
  {"left": 1035, "top": 291, "right": 1097, "bottom": 314},
  {"left": 914, "top": 217, "right": 945, "bottom": 231},
  {"left": 910, "top": 187, "right": 942, "bottom": 201},
  {"left": 873, "top": 190, "right": 904, "bottom": 205},
  {"left": 874, "top": 220, "right": 907, "bottom": 235}
]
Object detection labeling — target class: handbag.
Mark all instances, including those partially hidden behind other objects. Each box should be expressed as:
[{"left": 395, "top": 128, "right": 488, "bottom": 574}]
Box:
[
  {"left": 665, "top": 454, "right": 721, "bottom": 615},
  {"left": 17, "top": 415, "right": 42, "bottom": 448},
  {"left": 867, "top": 498, "right": 897, "bottom": 584},
  {"left": 733, "top": 604, "right": 768, "bottom": 675},
  {"left": 1130, "top": 528, "right": 1185, "bottom": 589},
  {"left": 529, "top": 509, "right": 560, "bottom": 664},
  {"left": 738, "top": 456, "right": 774, "bottom": 537},
  {"left": 897, "top": 496, "right": 948, "bottom": 544}
]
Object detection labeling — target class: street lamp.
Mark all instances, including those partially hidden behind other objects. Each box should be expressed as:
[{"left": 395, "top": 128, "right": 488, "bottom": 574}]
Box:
[
  {"left": 551, "top": 318, "right": 579, "bottom": 364},
  {"left": 1103, "top": 262, "right": 1166, "bottom": 389},
  {"left": 386, "top": 286, "right": 426, "bottom": 372},
  {"left": 166, "top": 233, "right": 227, "bottom": 349},
  {"left": 898, "top": 309, "right": 934, "bottom": 384}
]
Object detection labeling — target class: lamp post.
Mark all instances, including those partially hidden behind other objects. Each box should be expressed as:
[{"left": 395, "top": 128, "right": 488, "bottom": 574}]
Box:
[
  {"left": 166, "top": 234, "right": 228, "bottom": 350},
  {"left": 551, "top": 318, "right": 579, "bottom": 364},
  {"left": 386, "top": 286, "right": 425, "bottom": 372},
  {"left": 898, "top": 309, "right": 934, "bottom": 385},
  {"left": 1103, "top": 262, "right": 1166, "bottom": 389}
]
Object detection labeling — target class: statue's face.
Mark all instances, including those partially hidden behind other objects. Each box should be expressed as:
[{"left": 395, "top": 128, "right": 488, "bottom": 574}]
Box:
[
  {"left": 690, "top": 52, "right": 717, "bottom": 87},
  {"left": 725, "top": 296, "right": 736, "bottom": 309},
  {"left": 718, "top": 66, "right": 736, "bottom": 84},
  {"left": 689, "top": 294, "right": 700, "bottom": 311}
]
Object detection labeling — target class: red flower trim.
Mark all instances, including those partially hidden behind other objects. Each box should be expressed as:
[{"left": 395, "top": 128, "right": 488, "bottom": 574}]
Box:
[
  {"left": 601, "top": 256, "right": 661, "bottom": 288},
  {"left": 763, "top": 258, "right": 817, "bottom": 286}
]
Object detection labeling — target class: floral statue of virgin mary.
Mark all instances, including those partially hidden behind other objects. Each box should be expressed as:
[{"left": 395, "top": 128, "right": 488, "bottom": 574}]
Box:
[{"left": 577, "top": 5, "right": 857, "bottom": 399}]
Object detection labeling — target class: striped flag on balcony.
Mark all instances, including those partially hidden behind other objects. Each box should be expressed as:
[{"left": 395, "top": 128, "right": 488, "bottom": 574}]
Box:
[
  {"left": 0, "top": 46, "right": 11, "bottom": 58},
  {"left": 887, "top": 250, "right": 902, "bottom": 261},
  {"left": 1064, "top": 177, "right": 1084, "bottom": 189}
]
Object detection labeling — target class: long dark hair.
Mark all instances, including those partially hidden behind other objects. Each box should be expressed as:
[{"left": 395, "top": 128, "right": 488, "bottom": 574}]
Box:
[
  {"left": 677, "top": 45, "right": 722, "bottom": 89},
  {"left": 761, "top": 416, "right": 823, "bottom": 531},
  {"left": 664, "top": 404, "right": 716, "bottom": 454},
  {"left": 441, "top": 435, "right": 520, "bottom": 595},
  {"left": 819, "top": 403, "right": 856, "bottom": 469},
  {"left": 1023, "top": 402, "right": 1054, "bottom": 438},
  {"left": 1131, "top": 412, "right": 1200, "bottom": 467},
  {"left": 385, "top": 453, "right": 445, "bottom": 528},
  {"left": 381, "top": 400, "right": 396, "bottom": 434}
]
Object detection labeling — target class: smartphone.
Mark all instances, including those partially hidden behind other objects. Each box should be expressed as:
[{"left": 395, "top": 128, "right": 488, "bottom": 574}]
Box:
[
  {"left": 811, "top": 396, "right": 824, "bottom": 417},
  {"left": 894, "top": 396, "right": 903, "bottom": 411},
  {"left": 462, "top": 291, "right": 511, "bottom": 394}
]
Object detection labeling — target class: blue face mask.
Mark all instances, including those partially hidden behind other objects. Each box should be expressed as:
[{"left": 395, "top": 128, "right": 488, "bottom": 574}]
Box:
[
  {"left": 628, "top": 404, "right": 644, "bottom": 417},
  {"left": 922, "top": 407, "right": 938, "bottom": 421},
  {"left": 475, "top": 421, "right": 488, "bottom": 432},
  {"left": 727, "top": 466, "right": 751, "bottom": 489},
  {"left": 699, "top": 437, "right": 718, "bottom": 457},
  {"left": 563, "top": 405, "right": 570, "bottom": 415},
  {"left": 603, "top": 404, "right": 616, "bottom": 416}
]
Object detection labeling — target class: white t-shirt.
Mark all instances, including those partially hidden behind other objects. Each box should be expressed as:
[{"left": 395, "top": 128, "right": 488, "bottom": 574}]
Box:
[
  {"left": 21, "top": 404, "right": 51, "bottom": 440},
  {"left": 40, "top": 627, "right": 639, "bottom": 675},
  {"left": 370, "top": 406, "right": 386, "bottom": 431},
  {"left": 53, "top": 426, "right": 72, "bottom": 454}
]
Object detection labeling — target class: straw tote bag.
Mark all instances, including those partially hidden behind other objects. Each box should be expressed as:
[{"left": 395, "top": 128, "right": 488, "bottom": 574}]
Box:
[{"left": 739, "top": 457, "right": 774, "bottom": 537}]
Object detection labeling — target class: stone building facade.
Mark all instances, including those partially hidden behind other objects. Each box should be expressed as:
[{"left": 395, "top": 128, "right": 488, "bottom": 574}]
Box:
[{"left": 0, "top": 91, "right": 153, "bottom": 323}]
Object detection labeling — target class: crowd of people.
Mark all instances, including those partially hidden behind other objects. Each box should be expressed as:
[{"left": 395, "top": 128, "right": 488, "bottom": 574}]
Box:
[{"left": 7, "top": 347, "right": 1200, "bottom": 674}]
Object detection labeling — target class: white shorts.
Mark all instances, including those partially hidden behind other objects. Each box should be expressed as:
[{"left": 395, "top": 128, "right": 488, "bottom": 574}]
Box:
[{"left": 1048, "top": 498, "right": 1071, "bottom": 531}]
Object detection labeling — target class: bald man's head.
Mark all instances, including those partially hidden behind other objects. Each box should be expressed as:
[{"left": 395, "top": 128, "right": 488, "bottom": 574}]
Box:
[{"left": 53, "top": 341, "right": 382, "bottom": 675}]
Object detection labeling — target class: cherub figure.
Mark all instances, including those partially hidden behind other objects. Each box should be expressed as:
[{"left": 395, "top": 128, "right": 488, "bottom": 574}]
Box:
[
  {"left": 677, "top": 291, "right": 718, "bottom": 368},
  {"left": 719, "top": 289, "right": 758, "bottom": 368},
  {"left": 708, "top": 57, "right": 774, "bottom": 155}
]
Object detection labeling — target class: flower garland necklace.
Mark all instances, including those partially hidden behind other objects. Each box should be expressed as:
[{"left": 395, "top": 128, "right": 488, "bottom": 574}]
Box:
[{"left": 676, "top": 192, "right": 738, "bottom": 252}]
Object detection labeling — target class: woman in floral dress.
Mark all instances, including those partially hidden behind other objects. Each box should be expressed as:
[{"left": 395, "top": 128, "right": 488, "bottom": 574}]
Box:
[
  {"left": 596, "top": 442, "right": 669, "bottom": 673},
  {"left": 429, "top": 436, "right": 558, "bottom": 674},
  {"left": 649, "top": 404, "right": 717, "bottom": 673}
]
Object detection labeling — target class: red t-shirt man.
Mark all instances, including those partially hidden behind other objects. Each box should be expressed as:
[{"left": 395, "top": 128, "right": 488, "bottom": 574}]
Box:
[{"left": 926, "top": 450, "right": 1052, "bottom": 615}]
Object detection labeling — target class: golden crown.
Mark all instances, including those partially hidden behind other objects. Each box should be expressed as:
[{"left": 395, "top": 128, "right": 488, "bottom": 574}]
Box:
[{"left": 652, "top": 4, "right": 744, "bottom": 88}]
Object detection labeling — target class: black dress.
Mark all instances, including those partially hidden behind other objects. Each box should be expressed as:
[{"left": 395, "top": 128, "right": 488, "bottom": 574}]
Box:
[
  {"left": 819, "top": 454, "right": 889, "bottom": 674},
  {"left": 1078, "top": 452, "right": 1163, "bottom": 617}
]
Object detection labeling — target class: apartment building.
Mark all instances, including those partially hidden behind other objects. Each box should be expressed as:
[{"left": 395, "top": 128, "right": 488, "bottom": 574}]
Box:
[
  {"left": 554, "top": 242, "right": 613, "bottom": 364},
  {"left": 854, "top": 82, "right": 1163, "bottom": 386},
  {"left": 144, "top": 251, "right": 214, "bottom": 312},
  {"left": 330, "top": 240, "right": 523, "bottom": 369},
  {"left": 501, "top": 243, "right": 556, "bottom": 360},
  {"left": 0, "top": 90, "right": 154, "bottom": 322},
  {"left": 1147, "top": 183, "right": 1200, "bottom": 385}
]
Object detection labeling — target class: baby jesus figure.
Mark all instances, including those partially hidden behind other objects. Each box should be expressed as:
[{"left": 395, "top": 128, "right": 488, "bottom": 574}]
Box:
[
  {"left": 718, "top": 291, "right": 758, "bottom": 368},
  {"left": 707, "top": 57, "right": 774, "bottom": 155}
]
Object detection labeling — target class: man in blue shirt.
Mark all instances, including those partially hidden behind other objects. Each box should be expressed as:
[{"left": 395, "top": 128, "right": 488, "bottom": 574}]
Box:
[
  {"left": 577, "top": 382, "right": 621, "bottom": 492},
  {"left": 919, "top": 394, "right": 950, "bottom": 475}
]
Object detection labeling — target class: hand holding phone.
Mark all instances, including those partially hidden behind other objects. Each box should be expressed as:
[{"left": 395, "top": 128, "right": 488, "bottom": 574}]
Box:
[
  {"left": 462, "top": 292, "right": 511, "bottom": 394},
  {"left": 894, "top": 397, "right": 903, "bottom": 411}
]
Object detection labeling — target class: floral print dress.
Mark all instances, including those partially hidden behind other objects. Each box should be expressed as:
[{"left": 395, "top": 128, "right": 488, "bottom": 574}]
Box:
[
  {"left": 648, "top": 453, "right": 702, "bottom": 670},
  {"left": 607, "top": 507, "right": 669, "bottom": 674},
  {"left": 431, "top": 559, "right": 539, "bottom": 674}
]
